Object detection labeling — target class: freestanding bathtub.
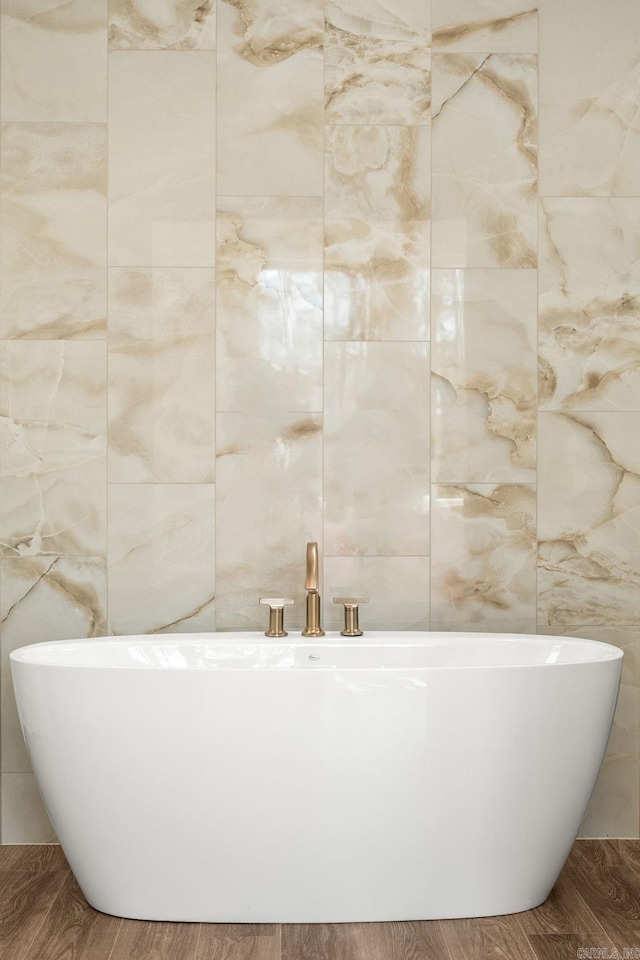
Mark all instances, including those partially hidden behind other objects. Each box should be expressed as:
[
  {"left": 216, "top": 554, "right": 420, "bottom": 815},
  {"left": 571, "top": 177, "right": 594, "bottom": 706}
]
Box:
[{"left": 11, "top": 632, "right": 621, "bottom": 923}]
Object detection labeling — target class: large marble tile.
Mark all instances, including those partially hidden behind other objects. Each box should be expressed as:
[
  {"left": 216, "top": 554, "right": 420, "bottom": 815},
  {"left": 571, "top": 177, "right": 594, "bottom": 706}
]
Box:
[
  {"left": 1, "top": 772, "right": 55, "bottom": 843},
  {"left": 108, "top": 268, "right": 215, "bottom": 482},
  {"left": 325, "top": 0, "right": 430, "bottom": 125},
  {"left": 324, "top": 219, "right": 430, "bottom": 341},
  {"left": 108, "top": 51, "right": 215, "bottom": 266},
  {"left": 216, "top": 0, "right": 323, "bottom": 196},
  {"left": 539, "top": 198, "right": 640, "bottom": 412},
  {"left": 539, "top": 0, "right": 640, "bottom": 196},
  {"left": 1, "top": 678, "right": 29, "bottom": 773},
  {"left": 539, "top": 625, "right": 640, "bottom": 838},
  {"left": 538, "top": 413, "right": 640, "bottom": 626},
  {"left": 0, "top": 554, "right": 107, "bottom": 779},
  {"left": 217, "top": 199, "right": 323, "bottom": 412},
  {"left": 108, "top": 484, "right": 215, "bottom": 635},
  {"left": 0, "top": 342, "right": 107, "bottom": 558},
  {"left": 323, "top": 556, "right": 429, "bottom": 631},
  {"left": 0, "top": 123, "right": 107, "bottom": 340},
  {"left": 216, "top": 413, "right": 322, "bottom": 630},
  {"left": 433, "top": 0, "right": 537, "bottom": 53},
  {"left": 432, "top": 53, "right": 537, "bottom": 268},
  {"left": 109, "top": 0, "right": 216, "bottom": 49},
  {"left": 581, "top": 756, "right": 640, "bottom": 839},
  {"left": 0, "top": 0, "right": 107, "bottom": 121},
  {"left": 325, "top": 125, "right": 430, "bottom": 221},
  {"left": 324, "top": 342, "right": 429, "bottom": 556},
  {"left": 431, "top": 483, "right": 537, "bottom": 629},
  {"left": 431, "top": 269, "right": 537, "bottom": 482}
]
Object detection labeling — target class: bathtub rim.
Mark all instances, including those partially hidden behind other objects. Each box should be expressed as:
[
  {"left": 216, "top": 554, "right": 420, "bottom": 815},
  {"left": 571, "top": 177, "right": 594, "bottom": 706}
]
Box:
[{"left": 9, "top": 631, "right": 624, "bottom": 671}]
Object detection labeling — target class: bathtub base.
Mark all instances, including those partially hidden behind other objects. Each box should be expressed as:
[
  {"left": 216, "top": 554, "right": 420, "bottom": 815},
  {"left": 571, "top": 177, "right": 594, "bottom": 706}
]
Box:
[{"left": 82, "top": 891, "right": 556, "bottom": 925}]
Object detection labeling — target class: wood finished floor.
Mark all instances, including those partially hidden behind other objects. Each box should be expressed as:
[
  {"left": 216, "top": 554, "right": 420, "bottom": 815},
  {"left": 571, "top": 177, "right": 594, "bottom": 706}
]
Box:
[{"left": 0, "top": 841, "right": 638, "bottom": 960}]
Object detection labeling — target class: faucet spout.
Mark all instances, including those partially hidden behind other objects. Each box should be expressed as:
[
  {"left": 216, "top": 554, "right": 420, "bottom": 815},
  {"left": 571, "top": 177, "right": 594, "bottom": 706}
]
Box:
[
  {"left": 305, "top": 541, "right": 319, "bottom": 592},
  {"left": 302, "top": 541, "right": 324, "bottom": 637}
]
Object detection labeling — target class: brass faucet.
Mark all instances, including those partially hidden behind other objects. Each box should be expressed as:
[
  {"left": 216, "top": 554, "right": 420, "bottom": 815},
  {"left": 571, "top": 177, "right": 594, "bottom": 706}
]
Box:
[{"left": 302, "top": 541, "right": 325, "bottom": 637}]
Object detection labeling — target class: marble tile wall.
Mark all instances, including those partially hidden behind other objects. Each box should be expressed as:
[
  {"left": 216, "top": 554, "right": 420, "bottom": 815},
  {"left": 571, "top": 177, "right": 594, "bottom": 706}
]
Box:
[{"left": 0, "top": 0, "right": 638, "bottom": 841}]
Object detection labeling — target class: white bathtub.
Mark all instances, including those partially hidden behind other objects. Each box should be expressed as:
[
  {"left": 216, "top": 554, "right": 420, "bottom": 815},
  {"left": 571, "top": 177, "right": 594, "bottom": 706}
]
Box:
[{"left": 11, "top": 632, "right": 621, "bottom": 923}]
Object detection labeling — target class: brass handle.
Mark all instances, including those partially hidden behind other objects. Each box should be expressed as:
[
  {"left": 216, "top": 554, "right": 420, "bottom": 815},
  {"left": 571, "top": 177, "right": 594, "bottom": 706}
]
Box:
[
  {"left": 259, "top": 598, "right": 294, "bottom": 638},
  {"left": 333, "top": 597, "right": 369, "bottom": 637}
]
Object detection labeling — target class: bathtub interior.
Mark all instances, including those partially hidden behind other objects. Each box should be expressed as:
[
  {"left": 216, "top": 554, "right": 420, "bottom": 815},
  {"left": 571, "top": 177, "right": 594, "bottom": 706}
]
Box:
[{"left": 10, "top": 633, "right": 623, "bottom": 671}]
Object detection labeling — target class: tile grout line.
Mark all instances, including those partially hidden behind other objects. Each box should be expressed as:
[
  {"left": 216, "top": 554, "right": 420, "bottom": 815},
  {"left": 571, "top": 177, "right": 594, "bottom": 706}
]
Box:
[
  {"left": 214, "top": 1, "right": 218, "bottom": 634},
  {"left": 428, "top": 0, "right": 433, "bottom": 632},
  {"left": 321, "top": 0, "right": 326, "bottom": 614},
  {"left": 105, "top": 0, "right": 110, "bottom": 640},
  {"left": 535, "top": 0, "right": 540, "bottom": 637}
]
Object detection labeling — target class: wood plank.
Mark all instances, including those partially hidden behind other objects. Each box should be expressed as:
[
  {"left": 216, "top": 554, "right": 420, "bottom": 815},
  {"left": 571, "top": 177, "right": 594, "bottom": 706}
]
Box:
[
  {"left": 0, "top": 844, "right": 68, "bottom": 872},
  {"left": 110, "top": 918, "right": 202, "bottom": 960},
  {"left": 526, "top": 933, "right": 617, "bottom": 960},
  {"left": 0, "top": 847, "right": 16, "bottom": 870},
  {"left": 566, "top": 840, "right": 640, "bottom": 946},
  {"left": 439, "top": 916, "right": 536, "bottom": 960},
  {"left": 196, "top": 923, "right": 281, "bottom": 960},
  {"left": 205, "top": 925, "right": 279, "bottom": 937},
  {"left": 281, "top": 923, "right": 363, "bottom": 960},
  {"left": 359, "top": 920, "right": 454, "bottom": 960},
  {"left": 613, "top": 839, "right": 640, "bottom": 873},
  {"left": 24, "top": 872, "right": 122, "bottom": 960},
  {"left": 0, "top": 869, "right": 67, "bottom": 960}
]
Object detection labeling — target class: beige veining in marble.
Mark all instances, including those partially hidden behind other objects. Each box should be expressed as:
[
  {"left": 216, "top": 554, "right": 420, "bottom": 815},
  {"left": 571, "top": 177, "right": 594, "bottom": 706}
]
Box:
[
  {"left": 539, "top": 625, "right": 640, "bottom": 838},
  {"left": 431, "top": 483, "right": 537, "bottom": 629},
  {"left": 0, "top": 342, "right": 107, "bottom": 558},
  {"left": 325, "top": 219, "right": 430, "bottom": 341},
  {"left": 538, "top": 412, "right": 640, "bottom": 626},
  {"left": 325, "top": 23, "right": 430, "bottom": 125},
  {"left": 323, "top": 556, "right": 430, "bottom": 631},
  {"left": 108, "top": 50, "right": 216, "bottom": 266},
  {"left": 0, "top": 558, "right": 107, "bottom": 667},
  {"left": 324, "top": 342, "right": 429, "bottom": 556},
  {"left": 217, "top": 199, "right": 323, "bottom": 412},
  {"left": 216, "top": 413, "right": 322, "bottom": 631},
  {"left": 432, "top": 53, "right": 537, "bottom": 268},
  {"left": 325, "top": 125, "right": 430, "bottom": 221},
  {"left": 216, "top": 0, "right": 323, "bottom": 196},
  {"left": 0, "top": 0, "right": 107, "bottom": 121},
  {"left": 432, "top": 0, "right": 537, "bottom": 53},
  {"left": 0, "top": 123, "right": 107, "bottom": 340},
  {"left": 325, "top": 0, "right": 429, "bottom": 43},
  {"left": 108, "top": 268, "right": 215, "bottom": 482},
  {"left": 109, "top": 0, "right": 216, "bottom": 49},
  {"left": 108, "top": 484, "right": 215, "bottom": 635},
  {"left": 432, "top": 269, "right": 537, "bottom": 482},
  {"left": 222, "top": 0, "right": 322, "bottom": 64},
  {"left": 539, "top": 0, "right": 640, "bottom": 196},
  {"left": 539, "top": 198, "right": 640, "bottom": 412}
]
